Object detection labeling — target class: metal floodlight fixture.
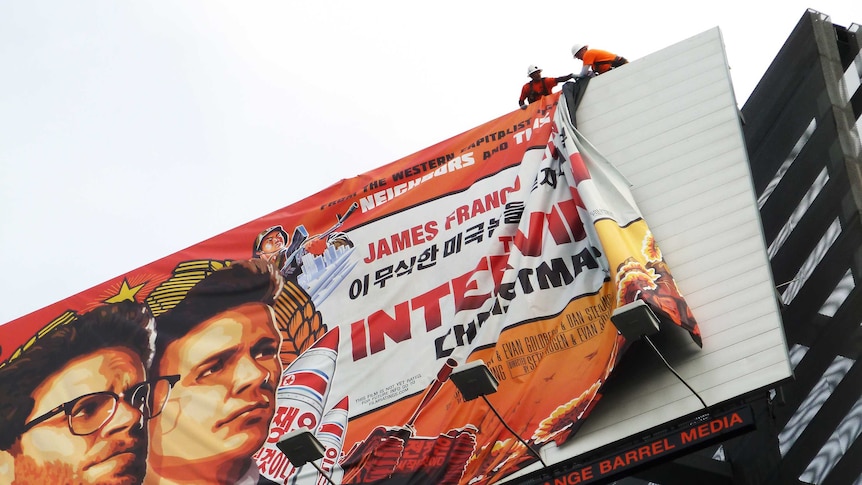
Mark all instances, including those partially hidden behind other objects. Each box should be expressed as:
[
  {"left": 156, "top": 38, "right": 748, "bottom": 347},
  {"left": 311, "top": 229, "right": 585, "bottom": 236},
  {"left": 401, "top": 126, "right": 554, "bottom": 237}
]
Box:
[
  {"left": 610, "top": 299, "right": 660, "bottom": 340},
  {"left": 276, "top": 428, "right": 337, "bottom": 485},
  {"left": 277, "top": 427, "right": 325, "bottom": 467},
  {"left": 451, "top": 360, "right": 548, "bottom": 468},
  {"left": 611, "top": 300, "right": 711, "bottom": 411},
  {"left": 450, "top": 359, "right": 498, "bottom": 401}
]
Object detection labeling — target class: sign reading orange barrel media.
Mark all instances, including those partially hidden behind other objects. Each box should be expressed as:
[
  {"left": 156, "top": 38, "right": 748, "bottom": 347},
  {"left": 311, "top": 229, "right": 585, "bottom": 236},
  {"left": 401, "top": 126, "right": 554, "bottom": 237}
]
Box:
[
  {"left": 531, "top": 407, "right": 753, "bottom": 485},
  {"left": 0, "top": 91, "right": 700, "bottom": 485}
]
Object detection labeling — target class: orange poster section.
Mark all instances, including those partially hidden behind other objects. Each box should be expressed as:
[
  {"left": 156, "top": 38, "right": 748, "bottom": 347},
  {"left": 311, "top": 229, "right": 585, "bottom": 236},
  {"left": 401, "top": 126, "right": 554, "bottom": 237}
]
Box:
[{"left": 0, "top": 93, "right": 699, "bottom": 485}]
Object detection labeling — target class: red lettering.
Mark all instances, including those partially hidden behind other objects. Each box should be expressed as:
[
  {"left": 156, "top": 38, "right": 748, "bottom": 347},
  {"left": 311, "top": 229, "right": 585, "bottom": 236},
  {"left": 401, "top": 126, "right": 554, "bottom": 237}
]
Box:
[
  {"left": 560, "top": 466, "right": 595, "bottom": 482},
  {"left": 569, "top": 152, "right": 590, "bottom": 184},
  {"left": 471, "top": 198, "right": 487, "bottom": 218},
  {"left": 411, "top": 283, "right": 450, "bottom": 331},
  {"left": 484, "top": 192, "right": 501, "bottom": 211},
  {"left": 424, "top": 220, "right": 438, "bottom": 240},
  {"left": 513, "top": 200, "right": 583, "bottom": 257},
  {"left": 270, "top": 454, "right": 295, "bottom": 480},
  {"left": 350, "top": 319, "right": 367, "bottom": 360},
  {"left": 365, "top": 222, "right": 441, "bottom": 263},
  {"left": 488, "top": 254, "right": 509, "bottom": 291},
  {"left": 454, "top": 206, "right": 470, "bottom": 227},
  {"left": 391, "top": 229, "right": 413, "bottom": 253},
  {"left": 501, "top": 176, "right": 520, "bottom": 203},
  {"left": 367, "top": 302, "right": 412, "bottom": 355},
  {"left": 664, "top": 438, "right": 675, "bottom": 451},
  {"left": 599, "top": 459, "right": 612, "bottom": 474},
  {"left": 681, "top": 413, "right": 744, "bottom": 444},
  {"left": 275, "top": 406, "right": 298, "bottom": 428},
  {"left": 256, "top": 447, "right": 295, "bottom": 480},
  {"left": 444, "top": 211, "right": 457, "bottom": 229},
  {"left": 267, "top": 406, "right": 299, "bottom": 443},
  {"left": 352, "top": 251, "right": 523, "bottom": 361},
  {"left": 267, "top": 408, "right": 319, "bottom": 446},
  {"left": 638, "top": 445, "right": 652, "bottom": 460},
  {"left": 295, "top": 412, "right": 317, "bottom": 429},
  {"left": 680, "top": 428, "right": 698, "bottom": 444},
  {"left": 547, "top": 140, "right": 559, "bottom": 160},
  {"left": 555, "top": 198, "right": 586, "bottom": 241},
  {"left": 409, "top": 225, "right": 426, "bottom": 245},
  {"left": 376, "top": 238, "right": 393, "bottom": 258},
  {"left": 319, "top": 451, "right": 337, "bottom": 475},
  {"left": 445, "top": 185, "right": 513, "bottom": 230},
  {"left": 545, "top": 204, "right": 574, "bottom": 244},
  {"left": 499, "top": 235, "right": 515, "bottom": 253},
  {"left": 651, "top": 438, "right": 674, "bottom": 454},
  {"left": 514, "top": 212, "right": 547, "bottom": 256},
  {"left": 565, "top": 470, "right": 582, "bottom": 483},
  {"left": 451, "top": 258, "right": 492, "bottom": 312}
]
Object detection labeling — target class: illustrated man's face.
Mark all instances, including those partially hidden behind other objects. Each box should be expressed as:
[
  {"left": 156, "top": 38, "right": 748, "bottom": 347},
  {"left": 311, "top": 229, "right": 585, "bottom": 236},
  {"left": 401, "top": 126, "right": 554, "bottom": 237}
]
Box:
[
  {"left": 259, "top": 232, "right": 286, "bottom": 261},
  {"left": 149, "top": 303, "right": 281, "bottom": 471},
  {"left": 16, "top": 347, "right": 147, "bottom": 485}
]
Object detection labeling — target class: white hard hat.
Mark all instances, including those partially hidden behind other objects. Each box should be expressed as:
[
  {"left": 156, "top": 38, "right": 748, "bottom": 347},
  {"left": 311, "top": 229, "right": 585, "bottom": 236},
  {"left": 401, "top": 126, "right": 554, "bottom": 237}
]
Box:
[
  {"left": 527, "top": 64, "right": 541, "bottom": 76},
  {"left": 571, "top": 44, "right": 585, "bottom": 57}
]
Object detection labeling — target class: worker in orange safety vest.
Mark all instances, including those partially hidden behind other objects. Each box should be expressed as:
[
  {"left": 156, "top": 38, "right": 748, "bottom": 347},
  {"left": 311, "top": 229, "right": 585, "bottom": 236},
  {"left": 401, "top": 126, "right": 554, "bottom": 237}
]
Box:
[{"left": 571, "top": 43, "right": 628, "bottom": 77}]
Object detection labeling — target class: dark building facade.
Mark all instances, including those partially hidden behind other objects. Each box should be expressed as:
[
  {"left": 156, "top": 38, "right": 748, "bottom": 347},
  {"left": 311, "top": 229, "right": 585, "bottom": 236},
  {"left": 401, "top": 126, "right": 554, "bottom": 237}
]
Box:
[{"left": 726, "top": 9, "right": 862, "bottom": 485}]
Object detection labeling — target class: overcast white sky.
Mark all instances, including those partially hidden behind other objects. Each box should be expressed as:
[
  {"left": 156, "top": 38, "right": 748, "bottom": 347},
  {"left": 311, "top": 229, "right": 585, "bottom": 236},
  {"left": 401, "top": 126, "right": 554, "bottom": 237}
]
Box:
[{"left": 0, "top": 1, "right": 858, "bottom": 324}]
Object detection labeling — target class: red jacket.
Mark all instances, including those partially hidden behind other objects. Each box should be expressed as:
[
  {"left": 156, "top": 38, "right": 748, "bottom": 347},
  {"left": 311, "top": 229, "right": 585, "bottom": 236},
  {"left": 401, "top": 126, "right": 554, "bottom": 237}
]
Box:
[{"left": 519, "top": 78, "right": 558, "bottom": 105}]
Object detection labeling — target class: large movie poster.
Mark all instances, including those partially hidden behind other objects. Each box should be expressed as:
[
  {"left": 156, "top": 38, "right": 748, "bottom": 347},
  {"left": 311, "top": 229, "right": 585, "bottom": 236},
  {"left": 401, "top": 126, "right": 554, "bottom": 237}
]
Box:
[{"left": 0, "top": 91, "right": 700, "bottom": 485}]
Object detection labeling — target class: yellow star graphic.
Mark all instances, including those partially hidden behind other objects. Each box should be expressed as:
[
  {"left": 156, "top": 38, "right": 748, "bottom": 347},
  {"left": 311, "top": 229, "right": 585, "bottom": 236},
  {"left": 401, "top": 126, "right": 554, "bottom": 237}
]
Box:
[{"left": 105, "top": 280, "right": 146, "bottom": 303}]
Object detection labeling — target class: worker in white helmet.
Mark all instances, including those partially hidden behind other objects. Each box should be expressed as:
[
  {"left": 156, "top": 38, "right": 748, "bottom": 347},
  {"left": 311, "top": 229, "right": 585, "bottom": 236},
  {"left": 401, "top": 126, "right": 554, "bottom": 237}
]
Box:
[
  {"left": 571, "top": 43, "right": 628, "bottom": 77},
  {"left": 518, "top": 64, "right": 575, "bottom": 109}
]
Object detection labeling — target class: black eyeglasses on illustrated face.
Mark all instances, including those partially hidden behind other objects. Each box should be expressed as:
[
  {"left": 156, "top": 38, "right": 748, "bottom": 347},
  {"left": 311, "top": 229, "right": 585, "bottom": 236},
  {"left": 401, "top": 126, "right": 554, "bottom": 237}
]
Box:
[{"left": 22, "top": 374, "right": 180, "bottom": 436}]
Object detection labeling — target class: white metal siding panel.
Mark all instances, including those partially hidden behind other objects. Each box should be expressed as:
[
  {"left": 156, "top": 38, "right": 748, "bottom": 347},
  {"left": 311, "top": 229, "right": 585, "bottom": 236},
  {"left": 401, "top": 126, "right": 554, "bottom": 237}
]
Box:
[{"left": 544, "top": 27, "right": 792, "bottom": 463}]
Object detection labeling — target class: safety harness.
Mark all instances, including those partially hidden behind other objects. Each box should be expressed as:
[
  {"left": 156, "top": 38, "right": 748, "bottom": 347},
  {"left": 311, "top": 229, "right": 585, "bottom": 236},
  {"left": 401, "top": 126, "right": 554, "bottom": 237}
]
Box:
[
  {"left": 593, "top": 56, "right": 628, "bottom": 73},
  {"left": 527, "top": 79, "right": 551, "bottom": 103}
]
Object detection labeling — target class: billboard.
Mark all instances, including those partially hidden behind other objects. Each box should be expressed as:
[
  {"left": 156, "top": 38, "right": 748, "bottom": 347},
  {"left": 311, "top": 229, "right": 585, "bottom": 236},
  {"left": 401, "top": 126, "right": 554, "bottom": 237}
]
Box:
[
  {"left": 0, "top": 27, "right": 790, "bottom": 485},
  {"left": 0, "top": 63, "right": 702, "bottom": 484}
]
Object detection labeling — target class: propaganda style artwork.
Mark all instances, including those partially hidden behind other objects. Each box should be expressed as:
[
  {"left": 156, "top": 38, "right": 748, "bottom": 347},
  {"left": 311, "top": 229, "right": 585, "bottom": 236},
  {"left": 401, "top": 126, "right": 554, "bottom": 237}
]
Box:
[{"left": 0, "top": 91, "right": 700, "bottom": 485}]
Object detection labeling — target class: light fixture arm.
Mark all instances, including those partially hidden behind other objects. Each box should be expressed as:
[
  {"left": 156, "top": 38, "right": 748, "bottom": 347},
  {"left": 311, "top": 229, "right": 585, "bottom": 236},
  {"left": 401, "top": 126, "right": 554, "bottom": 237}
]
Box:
[
  {"left": 482, "top": 395, "right": 548, "bottom": 468},
  {"left": 450, "top": 360, "right": 549, "bottom": 469},
  {"left": 308, "top": 460, "right": 337, "bottom": 485},
  {"left": 610, "top": 300, "right": 709, "bottom": 413},
  {"left": 643, "top": 334, "right": 709, "bottom": 411}
]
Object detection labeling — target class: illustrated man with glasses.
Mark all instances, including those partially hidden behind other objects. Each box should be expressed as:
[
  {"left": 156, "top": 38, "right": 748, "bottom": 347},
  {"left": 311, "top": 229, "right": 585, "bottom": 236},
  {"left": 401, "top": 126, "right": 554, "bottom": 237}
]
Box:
[{"left": 0, "top": 301, "right": 178, "bottom": 485}]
